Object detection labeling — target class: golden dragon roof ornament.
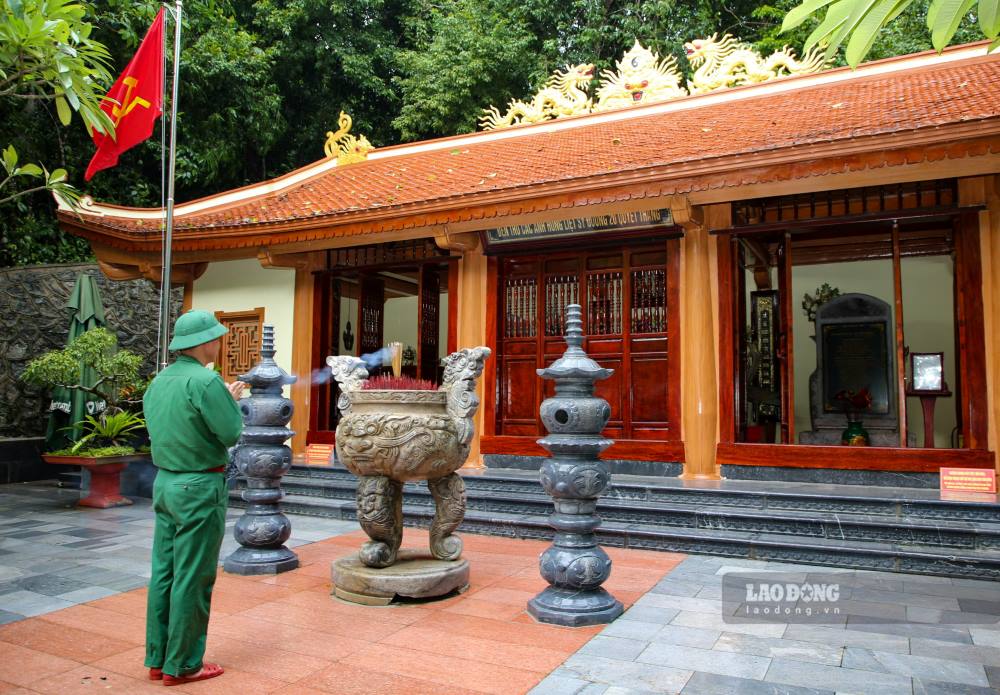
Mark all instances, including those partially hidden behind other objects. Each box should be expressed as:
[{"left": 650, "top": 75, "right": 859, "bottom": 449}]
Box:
[
  {"left": 479, "top": 36, "right": 828, "bottom": 130},
  {"left": 324, "top": 111, "right": 374, "bottom": 165},
  {"left": 685, "top": 34, "right": 827, "bottom": 95},
  {"left": 480, "top": 63, "right": 594, "bottom": 131},
  {"left": 594, "top": 40, "right": 685, "bottom": 112}
]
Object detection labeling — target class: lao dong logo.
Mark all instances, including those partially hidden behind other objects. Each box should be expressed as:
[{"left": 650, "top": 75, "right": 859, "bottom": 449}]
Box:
[
  {"left": 745, "top": 582, "right": 840, "bottom": 603},
  {"left": 721, "top": 573, "right": 846, "bottom": 623}
]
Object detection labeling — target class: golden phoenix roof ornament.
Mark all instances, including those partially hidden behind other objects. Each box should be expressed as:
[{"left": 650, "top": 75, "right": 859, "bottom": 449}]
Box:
[
  {"left": 594, "top": 40, "right": 686, "bottom": 112},
  {"left": 324, "top": 112, "right": 374, "bottom": 165},
  {"left": 480, "top": 63, "right": 595, "bottom": 131},
  {"left": 685, "top": 34, "right": 827, "bottom": 95}
]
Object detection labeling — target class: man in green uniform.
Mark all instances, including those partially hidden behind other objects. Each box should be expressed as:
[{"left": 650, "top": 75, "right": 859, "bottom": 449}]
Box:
[{"left": 142, "top": 310, "right": 245, "bottom": 686}]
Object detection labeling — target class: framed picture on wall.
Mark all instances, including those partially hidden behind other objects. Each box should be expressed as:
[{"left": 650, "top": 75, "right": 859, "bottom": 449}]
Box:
[{"left": 909, "top": 352, "right": 946, "bottom": 393}]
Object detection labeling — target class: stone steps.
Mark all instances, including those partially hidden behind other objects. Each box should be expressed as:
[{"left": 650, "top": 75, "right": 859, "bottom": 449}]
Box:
[
  {"left": 279, "top": 465, "right": 1000, "bottom": 522},
  {"left": 229, "top": 465, "right": 1000, "bottom": 579},
  {"left": 267, "top": 471, "right": 1000, "bottom": 551}
]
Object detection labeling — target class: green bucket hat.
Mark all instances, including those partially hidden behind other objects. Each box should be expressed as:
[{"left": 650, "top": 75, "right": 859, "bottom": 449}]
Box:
[{"left": 168, "top": 310, "right": 228, "bottom": 351}]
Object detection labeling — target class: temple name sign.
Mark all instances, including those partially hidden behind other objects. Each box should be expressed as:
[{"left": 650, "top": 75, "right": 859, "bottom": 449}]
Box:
[{"left": 482, "top": 209, "right": 675, "bottom": 250}]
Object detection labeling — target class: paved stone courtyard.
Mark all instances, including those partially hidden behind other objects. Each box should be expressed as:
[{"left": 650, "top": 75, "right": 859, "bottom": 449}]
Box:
[{"left": 1, "top": 481, "right": 999, "bottom": 694}]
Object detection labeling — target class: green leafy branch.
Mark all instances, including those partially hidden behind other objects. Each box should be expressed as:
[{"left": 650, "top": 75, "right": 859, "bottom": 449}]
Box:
[
  {"left": 782, "top": 0, "right": 999, "bottom": 67},
  {"left": 1, "top": 0, "right": 117, "bottom": 207},
  {"left": 0, "top": 143, "right": 78, "bottom": 206}
]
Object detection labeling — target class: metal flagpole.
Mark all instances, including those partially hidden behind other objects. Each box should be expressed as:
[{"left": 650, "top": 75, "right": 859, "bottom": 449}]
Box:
[{"left": 158, "top": 0, "right": 183, "bottom": 370}]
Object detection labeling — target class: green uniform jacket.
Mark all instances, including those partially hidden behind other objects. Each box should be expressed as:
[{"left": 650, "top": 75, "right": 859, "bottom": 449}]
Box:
[{"left": 143, "top": 355, "right": 244, "bottom": 472}]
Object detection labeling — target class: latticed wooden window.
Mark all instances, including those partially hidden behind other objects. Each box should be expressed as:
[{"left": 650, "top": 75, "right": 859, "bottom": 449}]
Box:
[{"left": 214, "top": 308, "right": 265, "bottom": 383}]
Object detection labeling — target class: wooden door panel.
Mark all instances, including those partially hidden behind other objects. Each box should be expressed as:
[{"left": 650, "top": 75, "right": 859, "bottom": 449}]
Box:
[
  {"left": 504, "top": 340, "right": 537, "bottom": 356},
  {"left": 630, "top": 354, "right": 669, "bottom": 424},
  {"left": 631, "top": 427, "right": 672, "bottom": 439},
  {"left": 586, "top": 338, "right": 624, "bottom": 354},
  {"left": 586, "top": 271, "right": 623, "bottom": 336},
  {"left": 497, "top": 242, "right": 678, "bottom": 443},
  {"left": 630, "top": 337, "right": 668, "bottom": 353},
  {"left": 593, "top": 357, "right": 624, "bottom": 426},
  {"left": 501, "top": 357, "right": 538, "bottom": 422},
  {"left": 544, "top": 274, "right": 579, "bottom": 336}
]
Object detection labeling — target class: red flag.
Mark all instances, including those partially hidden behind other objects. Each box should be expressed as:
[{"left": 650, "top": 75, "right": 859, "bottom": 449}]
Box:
[{"left": 85, "top": 9, "right": 165, "bottom": 181}]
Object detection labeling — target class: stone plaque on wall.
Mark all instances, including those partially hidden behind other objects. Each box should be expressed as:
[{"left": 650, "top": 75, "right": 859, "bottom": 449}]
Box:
[
  {"left": 799, "top": 293, "right": 908, "bottom": 446},
  {"left": 820, "top": 322, "right": 890, "bottom": 414}
]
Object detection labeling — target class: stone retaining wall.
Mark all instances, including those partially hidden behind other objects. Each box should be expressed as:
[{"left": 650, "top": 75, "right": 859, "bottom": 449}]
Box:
[{"left": 0, "top": 263, "right": 182, "bottom": 439}]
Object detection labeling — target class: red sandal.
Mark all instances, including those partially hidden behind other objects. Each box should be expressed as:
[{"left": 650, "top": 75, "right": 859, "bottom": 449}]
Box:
[
  {"left": 148, "top": 667, "right": 163, "bottom": 680},
  {"left": 162, "top": 663, "right": 224, "bottom": 686}
]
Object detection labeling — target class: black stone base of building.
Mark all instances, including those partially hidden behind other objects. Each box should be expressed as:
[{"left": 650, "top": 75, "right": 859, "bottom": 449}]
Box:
[
  {"left": 484, "top": 454, "right": 683, "bottom": 478},
  {"left": 0, "top": 437, "right": 47, "bottom": 484},
  {"left": 720, "top": 464, "right": 940, "bottom": 488}
]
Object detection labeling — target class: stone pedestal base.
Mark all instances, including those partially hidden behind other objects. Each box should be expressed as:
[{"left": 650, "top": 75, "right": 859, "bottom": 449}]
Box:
[
  {"left": 224, "top": 546, "right": 299, "bottom": 575},
  {"left": 528, "top": 586, "right": 623, "bottom": 627},
  {"left": 332, "top": 550, "right": 469, "bottom": 606}
]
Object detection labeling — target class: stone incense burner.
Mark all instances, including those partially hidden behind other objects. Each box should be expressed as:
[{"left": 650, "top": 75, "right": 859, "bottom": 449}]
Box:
[{"left": 327, "top": 348, "right": 490, "bottom": 604}]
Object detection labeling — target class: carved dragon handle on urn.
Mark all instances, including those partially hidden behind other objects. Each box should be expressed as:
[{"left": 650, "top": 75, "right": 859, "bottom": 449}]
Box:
[
  {"left": 326, "top": 355, "right": 369, "bottom": 417},
  {"left": 439, "top": 347, "right": 492, "bottom": 445}
]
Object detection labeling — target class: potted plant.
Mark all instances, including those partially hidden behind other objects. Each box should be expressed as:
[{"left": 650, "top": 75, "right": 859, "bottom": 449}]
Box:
[
  {"left": 21, "top": 327, "right": 150, "bottom": 507},
  {"left": 833, "top": 387, "right": 873, "bottom": 446}
]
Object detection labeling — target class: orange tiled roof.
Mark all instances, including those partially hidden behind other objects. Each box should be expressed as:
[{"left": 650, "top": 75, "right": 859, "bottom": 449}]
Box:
[{"left": 62, "top": 46, "right": 1000, "bottom": 242}]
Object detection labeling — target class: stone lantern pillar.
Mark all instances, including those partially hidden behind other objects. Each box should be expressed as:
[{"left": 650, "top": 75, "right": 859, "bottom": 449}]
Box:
[
  {"left": 224, "top": 325, "right": 299, "bottom": 575},
  {"left": 528, "top": 304, "right": 623, "bottom": 626}
]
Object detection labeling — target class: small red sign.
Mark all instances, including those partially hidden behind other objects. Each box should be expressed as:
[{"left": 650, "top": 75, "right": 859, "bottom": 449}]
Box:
[{"left": 940, "top": 467, "right": 997, "bottom": 494}]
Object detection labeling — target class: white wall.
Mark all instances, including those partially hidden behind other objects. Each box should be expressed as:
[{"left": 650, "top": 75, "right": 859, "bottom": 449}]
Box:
[
  {"left": 383, "top": 295, "right": 418, "bottom": 357},
  {"left": 791, "top": 256, "right": 956, "bottom": 447},
  {"left": 901, "top": 255, "right": 957, "bottom": 447},
  {"left": 190, "top": 259, "right": 295, "bottom": 375}
]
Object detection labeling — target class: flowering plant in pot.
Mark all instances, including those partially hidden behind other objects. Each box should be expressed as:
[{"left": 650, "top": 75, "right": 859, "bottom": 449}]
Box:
[{"left": 21, "top": 327, "right": 150, "bottom": 506}]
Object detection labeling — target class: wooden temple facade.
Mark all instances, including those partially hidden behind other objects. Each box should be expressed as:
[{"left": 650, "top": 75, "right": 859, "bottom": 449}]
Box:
[{"left": 59, "top": 43, "right": 1000, "bottom": 483}]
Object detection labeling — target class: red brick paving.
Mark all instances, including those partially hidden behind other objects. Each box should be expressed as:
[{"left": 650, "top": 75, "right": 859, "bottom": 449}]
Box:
[{"left": 0, "top": 529, "right": 683, "bottom": 694}]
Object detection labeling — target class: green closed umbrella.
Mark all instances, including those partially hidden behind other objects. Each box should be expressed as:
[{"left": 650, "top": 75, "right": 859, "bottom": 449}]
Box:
[{"left": 45, "top": 274, "right": 107, "bottom": 451}]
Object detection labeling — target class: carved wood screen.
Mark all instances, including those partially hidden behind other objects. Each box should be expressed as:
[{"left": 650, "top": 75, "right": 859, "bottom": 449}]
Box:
[
  {"left": 214, "top": 308, "right": 265, "bottom": 384},
  {"left": 418, "top": 265, "right": 440, "bottom": 381},
  {"left": 358, "top": 275, "right": 385, "bottom": 357},
  {"left": 497, "top": 243, "right": 679, "bottom": 441}
]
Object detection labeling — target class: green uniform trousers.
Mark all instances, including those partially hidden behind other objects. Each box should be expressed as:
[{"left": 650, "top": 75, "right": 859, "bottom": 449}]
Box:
[{"left": 145, "top": 469, "right": 227, "bottom": 676}]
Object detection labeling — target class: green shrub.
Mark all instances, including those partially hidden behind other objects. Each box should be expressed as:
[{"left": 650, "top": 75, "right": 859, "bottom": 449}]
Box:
[{"left": 47, "top": 445, "right": 136, "bottom": 458}]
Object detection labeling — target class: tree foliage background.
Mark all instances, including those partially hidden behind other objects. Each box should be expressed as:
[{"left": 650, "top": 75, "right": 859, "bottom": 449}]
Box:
[{"left": 0, "top": 0, "right": 984, "bottom": 266}]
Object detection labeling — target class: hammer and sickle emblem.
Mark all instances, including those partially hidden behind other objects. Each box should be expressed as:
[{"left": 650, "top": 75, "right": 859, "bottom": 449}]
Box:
[{"left": 112, "top": 76, "right": 151, "bottom": 126}]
